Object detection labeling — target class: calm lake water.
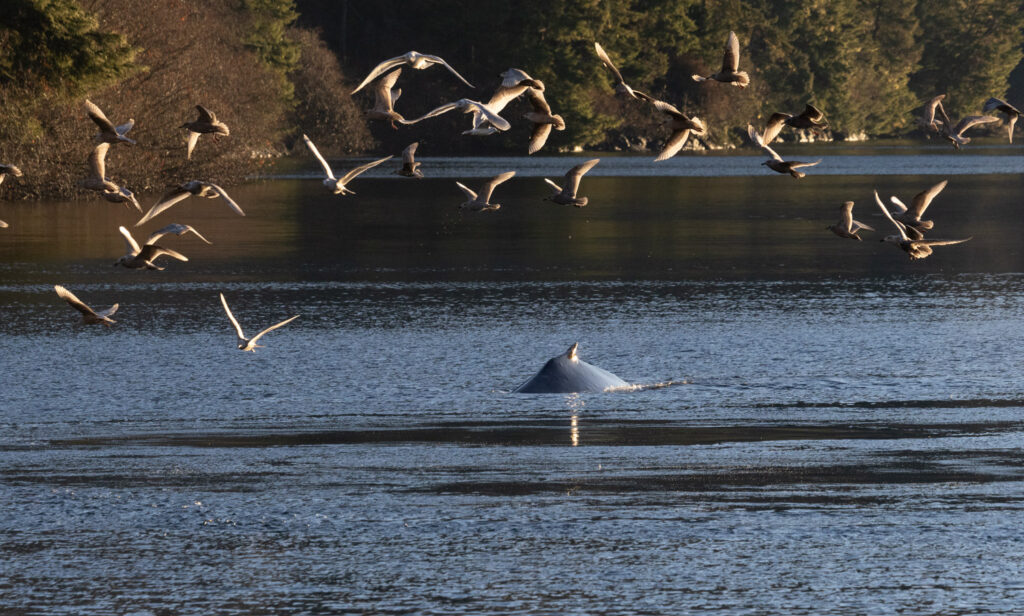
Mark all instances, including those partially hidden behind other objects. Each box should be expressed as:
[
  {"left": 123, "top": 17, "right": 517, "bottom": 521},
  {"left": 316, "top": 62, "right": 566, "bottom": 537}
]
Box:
[{"left": 4, "top": 145, "right": 1024, "bottom": 614}]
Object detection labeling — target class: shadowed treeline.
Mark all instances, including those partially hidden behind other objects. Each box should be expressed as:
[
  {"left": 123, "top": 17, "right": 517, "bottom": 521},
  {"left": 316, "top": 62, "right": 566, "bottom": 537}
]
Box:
[{"left": 2, "top": 0, "right": 1023, "bottom": 199}]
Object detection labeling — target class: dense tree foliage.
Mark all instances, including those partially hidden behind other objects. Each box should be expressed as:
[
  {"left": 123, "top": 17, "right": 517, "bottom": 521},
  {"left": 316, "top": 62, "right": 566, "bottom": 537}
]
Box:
[
  {"left": 299, "top": 0, "right": 1024, "bottom": 149},
  {"left": 1, "top": 0, "right": 1023, "bottom": 198},
  {"left": 0, "top": 0, "right": 369, "bottom": 198}
]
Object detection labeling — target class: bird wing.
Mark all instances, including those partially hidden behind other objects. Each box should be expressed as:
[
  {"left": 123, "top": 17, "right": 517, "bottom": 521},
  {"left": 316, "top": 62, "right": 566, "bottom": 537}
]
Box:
[
  {"left": 479, "top": 171, "right": 516, "bottom": 203},
  {"left": 763, "top": 113, "right": 790, "bottom": 144},
  {"left": 851, "top": 220, "right": 874, "bottom": 233},
  {"left": 146, "top": 223, "right": 212, "bottom": 246},
  {"left": 95, "top": 303, "right": 118, "bottom": 319},
  {"left": 339, "top": 155, "right": 393, "bottom": 185},
  {"left": 84, "top": 100, "right": 116, "bottom": 133},
  {"left": 302, "top": 134, "right": 335, "bottom": 180},
  {"left": 924, "top": 94, "right": 946, "bottom": 123},
  {"left": 119, "top": 225, "right": 141, "bottom": 255},
  {"left": 799, "top": 103, "right": 826, "bottom": 123},
  {"left": 543, "top": 178, "right": 564, "bottom": 195},
  {"left": 527, "top": 88, "right": 553, "bottom": 115},
  {"left": 565, "top": 159, "right": 599, "bottom": 196},
  {"left": 874, "top": 190, "right": 910, "bottom": 240},
  {"left": 721, "top": 31, "right": 741, "bottom": 73},
  {"left": 116, "top": 119, "right": 135, "bottom": 137},
  {"left": 982, "top": 97, "right": 1019, "bottom": 115},
  {"left": 139, "top": 244, "right": 189, "bottom": 262},
  {"left": 455, "top": 181, "right": 477, "bottom": 200},
  {"left": 54, "top": 285, "right": 97, "bottom": 317},
  {"left": 249, "top": 314, "right": 300, "bottom": 346},
  {"left": 400, "top": 101, "right": 458, "bottom": 125},
  {"left": 935, "top": 100, "right": 952, "bottom": 129},
  {"left": 594, "top": 42, "right": 625, "bottom": 84},
  {"left": 953, "top": 115, "right": 999, "bottom": 136},
  {"left": 788, "top": 159, "right": 822, "bottom": 170},
  {"left": 652, "top": 99, "right": 687, "bottom": 121},
  {"left": 195, "top": 105, "right": 217, "bottom": 123},
  {"left": 422, "top": 54, "right": 474, "bottom": 88},
  {"left": 888, "top": 195, "right": 908, "bottom": 214},
  {"left": 89, "top": 143, "right": 111, "bottom": 181},
  {"left": 136, "top": 187, "right": 192, "bottom": 226},
  {"left": 528, "top": 123, "right": 553, "bottom": 155},
  {"left": 219, "top": 293, "right": 246, "bottom": 341},
  {"left": 747, "top": 124, "right": 783, "bottom": 161},
  {"left": 909, "top": 179, "right": 948, "bottom": 218},
  {"left": 485, "top": 84, "right": 530, "bottom": 114},
  {"left": 351, "top": 55, "right": 408, "bottom": 94},
  {"left": 840, "top": 201, "right": 855, "bottom": 233},
  {"left": 1008, "top": 115, "right": 1018, "bottom": 144},
  {"left": 914, "top": 237, "right": 972, "bottom": 248},
  {"left": 185, "top": 131, "right": 200, "bottom": 160},
  {"left": 374, "top": 68, "right": 402, "bottom": 110},
  {"left": 206, "top": 183, "right": 245, "bottom": 216},
  {"left": 500, "top": 68, "right": 534, "bottom": 88},
  {"left": 402, "top": 142, "right": 418, "bottom": 165},
  {"left": 654, "top": 129, "right": 692, "bottom": 161},
  {"left": 465, "top": 100, "right": 510, "bottom": 131}
]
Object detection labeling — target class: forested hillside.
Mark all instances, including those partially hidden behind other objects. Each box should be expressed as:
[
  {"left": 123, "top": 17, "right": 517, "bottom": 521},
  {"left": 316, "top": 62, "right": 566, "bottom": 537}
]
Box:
[{"left": 2, "top": 0, "right": 1023, "bottom": 198}]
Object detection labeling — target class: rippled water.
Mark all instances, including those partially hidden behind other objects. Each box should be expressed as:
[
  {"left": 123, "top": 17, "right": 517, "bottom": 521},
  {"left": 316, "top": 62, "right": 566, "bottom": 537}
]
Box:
[{"left": 4, "top": 148, "right": 1024, "bottom": 614}]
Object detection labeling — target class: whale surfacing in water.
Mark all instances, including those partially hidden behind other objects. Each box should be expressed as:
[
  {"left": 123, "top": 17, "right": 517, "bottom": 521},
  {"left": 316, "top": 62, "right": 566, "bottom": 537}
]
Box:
[{"left": 514, "top": 343, "right": 629, "bottom": 393}]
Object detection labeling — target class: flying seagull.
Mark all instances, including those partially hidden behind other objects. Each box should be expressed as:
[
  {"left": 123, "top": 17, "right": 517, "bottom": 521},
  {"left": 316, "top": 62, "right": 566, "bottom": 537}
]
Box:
[
  {"left": 114, "top": 225, "right": 190, "bottom": 270},
  {"left": 84, "top": 100, "right": 135, "bottom": 145},
  {"left": 918, "top": 94, "right": 949, "bottom": 134},
  {"left": 874, "top": 190, "right": 970, "bottom": 260},
  {"left": 181, "top": 105, "right": 230, "bottom": 160},
  {"left": 80, "top": 143, "right": 142, "bottom": 212},
  {"left": 523, "top": 89, "right": 565, "bottom": 154},
  {"left": 0, "top": 163, "right": 23, "bottom": 186},
  {"left": 303, "top": 134, "right": 392, "bottom": 195},
  {"left": 395, "top": 142, "right": 423, "bottom": 178},
  {"left": 456, "top": 171, "right": 516, "bottom": 212},
  {"left": 942, "top": 114, "right": 1000, "bottom": 149},
  {"left": 351, "top": 51, "right": 474, "bottom": 94},
  {"left": 982, "top": 97, "right": 1021, "bottom": 143},
  {"left": 366, "top": 68, "right": 407, "bottom": 129},
  {"left": 543, "top": 159, "right": 600, "bottom": 207},
  {"left": 748, "top": 125, "right": 820, "bottom": 178},
  {"left": 650, "top": 99, "right": 706, "bottom": 161},
  {"left": 54, "top": 285, "right": 118, "bottom": 326},
  {"left": 219, "top": 293, "right": 299, "bottom": 352},
  {"left": 691, "top": 31, "right": 749, "bottom": 88},
  {"left": 594, "top": 42, "right": 652, "bottom": 100},
  {"left": 403, "top": 98, "right": 511, "bottom": 132},
  {"left": 136, "top": 180, "right": 244, "bottom": 226},
  {"left": 825, "top": 201, "right": 874, "bottom": 240},
  {"left": 888, "top": 180, "right": 948, "bottom": 232}
]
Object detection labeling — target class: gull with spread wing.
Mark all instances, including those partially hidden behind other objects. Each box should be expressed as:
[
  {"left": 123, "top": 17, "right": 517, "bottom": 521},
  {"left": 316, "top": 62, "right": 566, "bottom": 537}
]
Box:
[
  {"left": 456, "top": 171, "right": 516, "bottom": 212},
  {"left": 181, "top": 105, "right": 230, "bottom": 160},
  {"left": 888, "top": 180, "right": 948, "bottom": 232},
  {"left": 351, "top": 51, "right": 474, "bottom": 94},
  {"left": 982, "top": 97, "right": 1021, "bottom": 143},
  {"left": 403, "top": 99, "right": 511, "bottom": 133},
  {"left": 594, "top": 42, "right": 652, "bottom": 100},
  {"left": 748, "top": 125, "right": 820, "bottom": 178},
  {"left": 85, "top": 100, "right": 135, "bottom": 145},
  {"left": 650, "top": 99, "right": 706, "bottom": 161},
  {"left": 395, "top": 142, "right": 423, "bottom": 178},
  {"left": 691, "top": 31, "right": 749, "bottom": 88},
  {"left": 54, "top": 285, "right": 118, "bottom": 326},
  {"left": 220, "top": 293, "right": 299, "bottom": 352},
  {"left": 136, "top": 180, "right": 244, "bottom": 226},
  {"left": 365, "top": 69, "right": 407, "bottom": 129},
  {"left": 303, "top": 135, "right": 392, "bottom": 195},
  {"left": 115, "top": 225, "right": 190, "bottom": 270},
  {"left": 543, "top": 159, "right": 599, "bottom": 207},
  {"left": 942, "top": 114, "right": 1000, "bottom": 149},
  {"left": 825, "top": 201, "right": 874, "bottom": 241},
  {"left": 523, "top": 89, "right": 565, "bottom": 154},
  {"left": 874, "top": 190, "right": 970, "bottom": 260}
]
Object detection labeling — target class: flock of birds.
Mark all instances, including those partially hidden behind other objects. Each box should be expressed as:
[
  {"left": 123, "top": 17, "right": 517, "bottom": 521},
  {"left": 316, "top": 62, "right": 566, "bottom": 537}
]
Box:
[{"left": 1, "top": 31, "right": 1021, "bottom": 349}]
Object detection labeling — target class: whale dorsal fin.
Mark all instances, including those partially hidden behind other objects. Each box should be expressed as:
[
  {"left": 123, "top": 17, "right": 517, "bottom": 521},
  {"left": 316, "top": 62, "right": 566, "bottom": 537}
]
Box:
[{"left": 566, "top": 342, "right": 579, "bottom": 361}]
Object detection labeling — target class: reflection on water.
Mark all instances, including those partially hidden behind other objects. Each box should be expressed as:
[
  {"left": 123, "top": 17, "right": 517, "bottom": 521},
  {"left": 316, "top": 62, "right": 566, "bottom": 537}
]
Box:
[{"left": 4, "top": 151, "right": 1024, "bottom": 613}]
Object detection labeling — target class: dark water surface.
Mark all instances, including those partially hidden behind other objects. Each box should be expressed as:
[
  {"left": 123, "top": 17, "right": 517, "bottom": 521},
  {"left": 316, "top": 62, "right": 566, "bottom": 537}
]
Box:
[{"left": 3, "top": 150, "right": 1024, "bottom": 614}]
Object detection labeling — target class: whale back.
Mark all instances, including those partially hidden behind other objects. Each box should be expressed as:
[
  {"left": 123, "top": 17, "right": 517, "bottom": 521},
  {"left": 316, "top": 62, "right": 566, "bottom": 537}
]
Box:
[{"left": 514, "top": 344, "right": 629, "bottom": 393}]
